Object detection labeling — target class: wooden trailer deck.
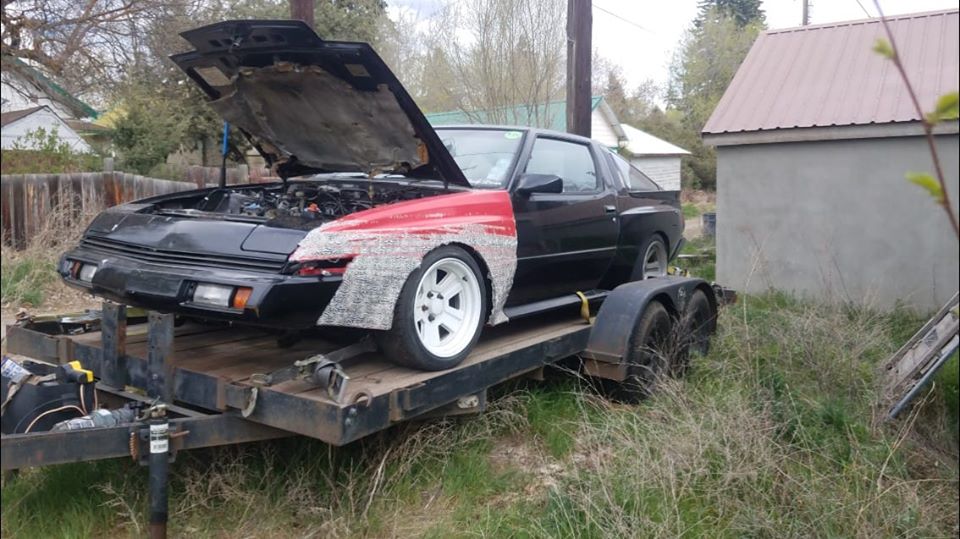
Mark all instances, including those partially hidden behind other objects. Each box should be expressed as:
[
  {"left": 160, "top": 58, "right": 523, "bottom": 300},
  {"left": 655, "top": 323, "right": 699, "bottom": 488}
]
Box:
[
  {"left": 6, "top": 310, "right": 592, "bottom": 445},
  {"left": 69, "top": 314, "right": 589, "bottom": 402}
]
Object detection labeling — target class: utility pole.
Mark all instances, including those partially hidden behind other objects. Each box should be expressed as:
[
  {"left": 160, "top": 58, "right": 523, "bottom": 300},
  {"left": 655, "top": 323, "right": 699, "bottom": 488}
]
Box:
[
  {"left": 802, "top": 0, "right": 810, "bottom": 25},
  {"left": 566, "top": 0, "right": 592, "bottom": 138},
  {"left": 290, "top": 0, "right": 315, "bottom": 30}
]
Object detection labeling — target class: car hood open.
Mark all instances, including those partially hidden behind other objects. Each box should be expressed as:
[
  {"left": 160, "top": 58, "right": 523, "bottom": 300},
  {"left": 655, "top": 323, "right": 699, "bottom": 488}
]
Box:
[{"left": 171, "top": 20, "right": 468, "bottom": 186}]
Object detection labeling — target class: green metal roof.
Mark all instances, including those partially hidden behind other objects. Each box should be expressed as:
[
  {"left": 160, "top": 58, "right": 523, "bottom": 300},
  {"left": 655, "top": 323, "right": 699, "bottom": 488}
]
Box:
[
  {"left": 5, "top": 56, "right": 99, "bottom": 119},
  {"left": 425, "top": 96, "right": 603, "bottom": 131}
]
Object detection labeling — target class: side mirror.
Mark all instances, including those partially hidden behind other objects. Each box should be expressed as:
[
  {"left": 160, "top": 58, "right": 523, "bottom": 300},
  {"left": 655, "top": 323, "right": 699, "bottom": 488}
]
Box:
[{"left": 515, "top": 173, "right": 563, "bottom": 196}]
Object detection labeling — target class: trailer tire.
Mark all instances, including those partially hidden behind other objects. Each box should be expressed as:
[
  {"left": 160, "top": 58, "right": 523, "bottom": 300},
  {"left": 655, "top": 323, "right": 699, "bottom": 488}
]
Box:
[
  {"left": 600, "top": 300, "right": 673, "bottom": 403},
  {"left": 377, "top": 246, "right": 488, "bottom": 371},
  {"left": 674, "top": 289, "right": 716, "bottom": 375}
]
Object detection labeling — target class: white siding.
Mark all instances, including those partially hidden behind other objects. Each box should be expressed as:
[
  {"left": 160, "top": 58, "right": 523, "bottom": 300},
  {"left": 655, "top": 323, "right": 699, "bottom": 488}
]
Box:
[
  {"left": 1, "top": 72, "right": 75, "bottom": 119},
  {"left": 629, "top": 156, "right": 681, "bottom": 191},
  {"left": 591, "top": 109, "right": 619, "bottom": 148},
  {"left": 1, "top": 108, "right": 93, "bottom": 153}
]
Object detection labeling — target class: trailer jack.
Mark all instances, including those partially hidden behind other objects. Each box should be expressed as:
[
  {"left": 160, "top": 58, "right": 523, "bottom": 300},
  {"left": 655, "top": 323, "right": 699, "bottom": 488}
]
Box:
[{"left": 131, "top": 404, "right": 172, "bottom": 539}]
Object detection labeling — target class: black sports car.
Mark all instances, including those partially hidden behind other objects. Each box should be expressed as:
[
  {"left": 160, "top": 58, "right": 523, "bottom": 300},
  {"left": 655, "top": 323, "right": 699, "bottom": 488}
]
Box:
[{"left": 60, "top": 20, "right": 684, "bottom": 370}]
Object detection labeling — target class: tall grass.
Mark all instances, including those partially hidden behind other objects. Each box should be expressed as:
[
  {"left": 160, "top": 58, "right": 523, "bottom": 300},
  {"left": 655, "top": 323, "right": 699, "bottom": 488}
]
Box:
[
  {"left": 2, "top": 295, "right": 957, "bottom": 537},
  {"left": 534, "top": 295, "right": 957, "bottom": 537},
  {"left": 1, "top": 195, "right": 99, "bottom": 308}
]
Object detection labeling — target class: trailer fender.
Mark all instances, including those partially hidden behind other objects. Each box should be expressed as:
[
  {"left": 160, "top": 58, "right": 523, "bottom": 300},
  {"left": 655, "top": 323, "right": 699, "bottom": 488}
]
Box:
[{"left": 583, "top": 277, "right": 717, "bottom": 366}]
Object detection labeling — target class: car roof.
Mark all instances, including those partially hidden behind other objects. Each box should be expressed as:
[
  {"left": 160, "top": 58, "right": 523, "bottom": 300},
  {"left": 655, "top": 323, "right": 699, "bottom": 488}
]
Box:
[{"left": 433, "top": 124, "right": 596, "bottom": 145}]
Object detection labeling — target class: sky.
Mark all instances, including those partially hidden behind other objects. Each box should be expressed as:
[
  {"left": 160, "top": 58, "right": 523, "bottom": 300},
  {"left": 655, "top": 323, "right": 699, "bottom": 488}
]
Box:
[
  {"left": 591, "top": 0, "right": 959, "bottom": 88},
  {"left": 391, "top": 0, "right": 958, "bottom": 89}
]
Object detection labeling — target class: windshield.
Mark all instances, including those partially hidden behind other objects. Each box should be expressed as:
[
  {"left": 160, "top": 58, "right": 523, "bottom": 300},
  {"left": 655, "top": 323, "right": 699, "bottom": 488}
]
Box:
[{"left": 437, "top": 128, "right": 524, "bottom": 188}]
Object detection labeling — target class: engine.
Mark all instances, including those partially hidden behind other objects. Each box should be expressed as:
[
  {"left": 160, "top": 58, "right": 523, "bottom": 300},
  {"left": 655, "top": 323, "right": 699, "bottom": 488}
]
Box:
[{"left": 182, "top": 181, "right": 431, "bottom": 224}]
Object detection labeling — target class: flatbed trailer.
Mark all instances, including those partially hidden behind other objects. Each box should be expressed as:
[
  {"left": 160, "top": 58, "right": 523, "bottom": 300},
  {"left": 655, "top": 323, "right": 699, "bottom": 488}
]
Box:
[{"left": 1, "top": 277, "right": 729, "bottom": 537}]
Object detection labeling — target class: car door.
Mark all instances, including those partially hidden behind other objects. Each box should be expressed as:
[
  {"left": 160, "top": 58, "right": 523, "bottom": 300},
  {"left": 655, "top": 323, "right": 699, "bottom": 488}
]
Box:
[{"left": 507, "top": 137, "right": 620, "bottom": 306}]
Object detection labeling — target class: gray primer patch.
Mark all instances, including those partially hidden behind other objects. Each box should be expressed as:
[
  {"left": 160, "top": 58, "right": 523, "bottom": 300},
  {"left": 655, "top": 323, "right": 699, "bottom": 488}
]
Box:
[{"left": 293, "top": 223, "right": 517, "bottom": 330}]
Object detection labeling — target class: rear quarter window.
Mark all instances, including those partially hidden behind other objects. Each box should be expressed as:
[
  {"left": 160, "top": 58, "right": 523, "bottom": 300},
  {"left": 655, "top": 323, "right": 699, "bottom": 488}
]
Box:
[{"left": 608, "top": 152, "right": 661, "bottom": 191}]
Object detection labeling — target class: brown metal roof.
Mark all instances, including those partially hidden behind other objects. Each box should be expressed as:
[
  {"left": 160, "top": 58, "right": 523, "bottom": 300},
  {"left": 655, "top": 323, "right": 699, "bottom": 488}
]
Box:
[
  {"left": 0, "top": 106, "right": 45, "bottom": 127},
  {"left": 703, "top": 9, "right": 959, "bottom": 135}
]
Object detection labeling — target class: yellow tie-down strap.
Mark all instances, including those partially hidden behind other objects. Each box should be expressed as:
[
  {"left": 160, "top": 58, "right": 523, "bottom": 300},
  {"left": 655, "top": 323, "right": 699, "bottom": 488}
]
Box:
[{"left": 575, "top": 291, "right": 592, "bottom": 324}]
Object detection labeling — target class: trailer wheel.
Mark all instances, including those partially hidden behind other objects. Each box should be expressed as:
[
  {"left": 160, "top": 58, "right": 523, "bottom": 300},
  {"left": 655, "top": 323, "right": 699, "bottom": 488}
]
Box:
[
  {"left": 673, "top": 289, "right": 716, "bottom": 375},
  {"left": 377, "top": 245, "right": 488, "bottom": 371},
  {"left": 601, "top": 300, "right": 673, "bottom": 402}
]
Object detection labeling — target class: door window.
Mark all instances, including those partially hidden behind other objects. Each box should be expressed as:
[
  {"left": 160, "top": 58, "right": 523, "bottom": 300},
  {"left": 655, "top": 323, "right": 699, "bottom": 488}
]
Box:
[{"left": 524, "top": 138, "right": 598, "bottom": 193}]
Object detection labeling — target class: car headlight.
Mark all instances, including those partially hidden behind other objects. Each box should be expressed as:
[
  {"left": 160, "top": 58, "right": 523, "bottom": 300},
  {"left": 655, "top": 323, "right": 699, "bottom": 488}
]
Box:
[
  {"left": 191, "top": 283, "right": 253, "bottom": 309},
  {"left": 192, "top": 283, "right": 235, "bottom": 307},
  {"left": 78, "top": 263, "right": 98, "bottom": 282}
]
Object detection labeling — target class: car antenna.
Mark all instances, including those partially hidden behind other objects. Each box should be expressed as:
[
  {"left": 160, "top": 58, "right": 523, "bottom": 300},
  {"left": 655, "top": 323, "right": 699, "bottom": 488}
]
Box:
[{"left": 219, "top": 121, "right": 230, "bottom": 189}]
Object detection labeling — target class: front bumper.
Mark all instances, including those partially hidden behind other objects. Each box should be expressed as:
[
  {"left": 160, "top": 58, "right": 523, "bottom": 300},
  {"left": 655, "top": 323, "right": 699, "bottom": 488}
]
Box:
[{"left": 60, "top": 247, "right": 340, "bottom": 329}]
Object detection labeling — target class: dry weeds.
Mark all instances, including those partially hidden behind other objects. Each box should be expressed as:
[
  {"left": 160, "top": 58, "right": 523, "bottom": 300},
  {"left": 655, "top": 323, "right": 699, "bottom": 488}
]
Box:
[{"left": 1, "top": 194, "right": 101, "bottom": 313}]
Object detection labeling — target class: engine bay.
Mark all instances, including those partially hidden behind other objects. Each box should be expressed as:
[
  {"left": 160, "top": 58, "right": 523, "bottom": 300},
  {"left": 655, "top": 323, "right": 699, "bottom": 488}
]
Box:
[{"left": 151, "top": 178, "right": 444, "bottom": 228}]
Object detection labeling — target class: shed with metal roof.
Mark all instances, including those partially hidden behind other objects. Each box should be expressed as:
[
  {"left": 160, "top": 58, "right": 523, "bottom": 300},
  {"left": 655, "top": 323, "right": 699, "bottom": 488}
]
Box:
[{"left": 703, "top": 9, "right": 958, "bottom": 311}]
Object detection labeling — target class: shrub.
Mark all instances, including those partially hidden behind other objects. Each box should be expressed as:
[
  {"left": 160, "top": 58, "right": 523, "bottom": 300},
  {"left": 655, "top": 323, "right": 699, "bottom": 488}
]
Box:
[{"left": 0, "top": 127, "right": 101, "bottom": 174}]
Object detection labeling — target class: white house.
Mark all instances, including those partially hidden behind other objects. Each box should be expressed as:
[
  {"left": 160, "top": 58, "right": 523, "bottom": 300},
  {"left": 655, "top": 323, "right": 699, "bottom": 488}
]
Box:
[
  {"left": 1, "top": 59, "right": 98, "bottom": 121},
  {"left": 619, "top": 123, "right": 689, "bottom": 191},
  {"left": 426, "top": 98, "right": 689, "bottom": 191},
  {"left": 426, "top": 96, "right": 627, "bottom": 147},
  {"left": 1, "top": 106, "right": 94, "bottom": 153}
]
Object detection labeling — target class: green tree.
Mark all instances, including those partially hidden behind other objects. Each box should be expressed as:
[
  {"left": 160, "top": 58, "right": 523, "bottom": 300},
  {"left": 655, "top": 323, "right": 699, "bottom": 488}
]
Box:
[
  {"left": 110, "top": 0, "right": 387, "bottom": 175},
  {"left": 666, "top": 9, "right": 763, "bottom": 188},
  {"left": 695, "top": 0, "right": 765, "bottom": 28}
]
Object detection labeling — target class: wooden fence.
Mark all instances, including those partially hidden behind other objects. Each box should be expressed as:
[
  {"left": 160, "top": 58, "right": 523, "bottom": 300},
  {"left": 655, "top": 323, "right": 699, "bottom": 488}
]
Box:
[
  {"left": 1, "top": 172, "right": 195, "bottom": 249},
  {"left": 1, "top": 158, "right": 281, "bottom": 249}
]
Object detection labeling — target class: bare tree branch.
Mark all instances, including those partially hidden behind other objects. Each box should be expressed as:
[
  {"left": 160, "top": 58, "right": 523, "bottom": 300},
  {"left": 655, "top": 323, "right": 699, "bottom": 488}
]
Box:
[{"left": 2, "top": 0, "right": 183, "bottom": 100}]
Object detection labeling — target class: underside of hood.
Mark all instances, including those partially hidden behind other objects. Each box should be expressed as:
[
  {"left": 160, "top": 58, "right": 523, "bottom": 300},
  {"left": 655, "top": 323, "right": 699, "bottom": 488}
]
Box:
[{"left": 171, "top": 20, "right": 468, "bottom": 187}]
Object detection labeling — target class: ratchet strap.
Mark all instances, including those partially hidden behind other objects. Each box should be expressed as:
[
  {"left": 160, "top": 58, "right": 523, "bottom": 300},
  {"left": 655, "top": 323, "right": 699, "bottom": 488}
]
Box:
[{"left": 575, "top": 291, "right": 592, "bottom": 325}]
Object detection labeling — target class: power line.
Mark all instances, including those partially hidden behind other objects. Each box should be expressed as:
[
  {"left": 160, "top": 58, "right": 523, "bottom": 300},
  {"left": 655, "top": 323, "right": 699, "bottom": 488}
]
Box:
[
  {"left": 852, "top": 0, "right": 873, "bottom": 18},
  {"left": 592, "top": 4, "right": 655, "bottom": 34}
]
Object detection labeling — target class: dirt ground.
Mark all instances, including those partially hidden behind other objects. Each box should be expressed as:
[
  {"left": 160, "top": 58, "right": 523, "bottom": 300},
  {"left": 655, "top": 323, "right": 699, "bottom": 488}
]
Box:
[{"left": 685, "top": 216, "right": 703, "bottom": 238}]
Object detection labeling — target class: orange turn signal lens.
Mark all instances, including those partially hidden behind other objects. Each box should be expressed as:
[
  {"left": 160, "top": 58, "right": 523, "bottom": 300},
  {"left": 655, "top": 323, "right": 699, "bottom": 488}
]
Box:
[{"left": 232, "top": 287, "right": 253, "bottom": 309}]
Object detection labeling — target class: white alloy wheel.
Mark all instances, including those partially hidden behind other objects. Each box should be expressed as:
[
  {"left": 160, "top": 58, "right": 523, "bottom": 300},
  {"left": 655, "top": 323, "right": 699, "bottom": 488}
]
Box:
[
  {"left": 642, "top": 239, "right": 668, "bottom": 279},
  {"left": 413, "top": 257, "right": 483, "bottom": 358}
]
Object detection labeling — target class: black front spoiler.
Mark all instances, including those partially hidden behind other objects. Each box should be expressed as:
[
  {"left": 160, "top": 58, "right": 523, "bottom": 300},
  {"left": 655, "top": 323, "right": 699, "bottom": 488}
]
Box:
[{"left": 60, "top": 248, "right": 339, "bottom": 330}]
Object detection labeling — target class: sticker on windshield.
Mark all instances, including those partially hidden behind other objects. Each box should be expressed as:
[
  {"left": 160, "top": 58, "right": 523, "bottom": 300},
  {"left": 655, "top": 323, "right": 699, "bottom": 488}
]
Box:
[{"left": 504, "top": 131, "right": 522, "bottom": 140}]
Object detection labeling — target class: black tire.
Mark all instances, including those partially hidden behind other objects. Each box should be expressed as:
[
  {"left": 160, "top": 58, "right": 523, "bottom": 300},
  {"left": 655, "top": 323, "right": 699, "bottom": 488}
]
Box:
[
  {"left": 600, "top": 300, "right": 674, "bottom": 403},
  {"left": 674, "top": 289, "right": 716, "bottom": 374},
  {"left": 376, "top": 245, "right": 488, "bottom": 371},
  {"left": 630, "top": 235, "right": 668, "bottom": 281}
]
